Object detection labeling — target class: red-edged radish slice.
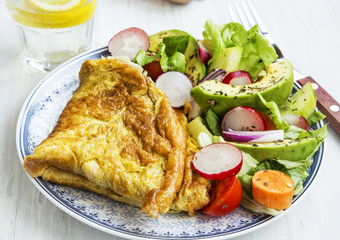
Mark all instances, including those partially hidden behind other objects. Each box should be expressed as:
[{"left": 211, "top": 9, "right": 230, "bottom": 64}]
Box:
[
  {"left": 155, "top": 71, "right": 193, "bottom": 108},
  {"left": 222, "top": 129, "right": 284, "bottom": 143},
  {"left": 192, "top": 143, "right": 243, "bottom": 180},
  {"left": 198, "top": 41, "right": 211, "bottom": 65},
  {"left": 282, "top": 114, "right": 310, "bottom": 131},
  {"left": 222, "top": 71, "right": 253, "bottom": 85},
  {"left": 198, "top": 69, "right": 226, "bottom": 85},
  {"left": 221, "top": 106, "right": 267, "bottom": 132},
  {"left": 108, "top": 27, "right": 150, "bottom": 60}
]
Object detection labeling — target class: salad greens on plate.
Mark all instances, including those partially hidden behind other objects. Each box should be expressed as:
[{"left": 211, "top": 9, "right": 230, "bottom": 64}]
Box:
[{"left": 108, "top": 20, "right": 327, "bottom": 217}]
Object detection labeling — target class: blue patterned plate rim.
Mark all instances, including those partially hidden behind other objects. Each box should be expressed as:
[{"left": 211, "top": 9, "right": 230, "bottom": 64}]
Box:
[{"left": 16, "top": 47, "right": 325, "bottom": 240}]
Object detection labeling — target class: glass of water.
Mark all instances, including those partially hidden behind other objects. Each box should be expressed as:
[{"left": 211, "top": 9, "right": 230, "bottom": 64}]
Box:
[{"left": 5, "top": 0, "right": 97, "bottom": 72}]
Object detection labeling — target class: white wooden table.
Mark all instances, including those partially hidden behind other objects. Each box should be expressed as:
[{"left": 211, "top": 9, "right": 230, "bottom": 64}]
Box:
[{"left": 1, "top": 0, "right": 339, "bottom": 239}]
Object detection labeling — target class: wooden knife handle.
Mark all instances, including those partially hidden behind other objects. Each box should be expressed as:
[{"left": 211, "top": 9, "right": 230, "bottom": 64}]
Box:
[{"left": 297, "top": 76, "right": 340, "bottom": 135}]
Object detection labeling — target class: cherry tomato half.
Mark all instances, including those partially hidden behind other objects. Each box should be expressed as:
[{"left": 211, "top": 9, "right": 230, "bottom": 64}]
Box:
[
  {"left": 143, "top": 61, "right": 163, "bottom": 81},
  {"left": 201, "top": 176, "right": 243, "bottom": 216},
  {"left": 256, "top": 111, "right": 277, "bottom": 130}
]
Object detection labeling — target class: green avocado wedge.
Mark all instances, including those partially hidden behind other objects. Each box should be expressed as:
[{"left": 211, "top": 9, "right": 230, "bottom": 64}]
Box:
[
  {"left": 190, "top": 59, "right": 294, "bottom": 117},
  {"left": 229, "top": 136, "right": 324, "bottom": 162},
  {"left": 149, "top": 30, "right": 206, "bottom": 86},
  {"left": 279, "top": 82, "right": 317, "bottom": 119}
]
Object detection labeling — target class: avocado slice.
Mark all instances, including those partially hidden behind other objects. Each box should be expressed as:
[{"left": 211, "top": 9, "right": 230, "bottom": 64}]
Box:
[
  {"left": 208, "top": 47, "right": 243, "bottom": 73},
  {"left": 149, "top": 30, "right": 206, "bottom": 86},
  {"left": 190, "top": 59, "right": 294, "bottom": 118},
  {"left": 229, "top": 137, "right": 323, "bottom": 162},
  {"left": 280, "top": 82, "right": 317, "bottom": 119}
]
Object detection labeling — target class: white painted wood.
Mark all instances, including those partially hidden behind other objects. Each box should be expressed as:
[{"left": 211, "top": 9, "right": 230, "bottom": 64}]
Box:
[{"left": 0, "top": 0, "right": 339, "bottom": 239}]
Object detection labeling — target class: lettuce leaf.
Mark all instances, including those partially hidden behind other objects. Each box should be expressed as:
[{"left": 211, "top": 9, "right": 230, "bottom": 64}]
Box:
[
  {"left": 307, "top": 111, "right": 326, "bottom": 126},
  {"left": 203, "top": 20, "right": 278, "bottom": 80},
  {"left": 134, "top": 43, "right": 165, "bottom": 66},
  {"left": 160, "top": 51, "right": 186, "bottom": 73},
  {"left": 221, "top": 22, "right": 248, "bottom": 48},
  {"left": 204, "top": 20, "right": 226, "bottom": 65},
  {"left": 134, "top": 35, "right": 189, "bottom": 73},
  {"left": 241, "top": 191, "right": 283, "bottom": 216},
  {"left": 205, "top": 108, "right": 222, "bottom": 136}
]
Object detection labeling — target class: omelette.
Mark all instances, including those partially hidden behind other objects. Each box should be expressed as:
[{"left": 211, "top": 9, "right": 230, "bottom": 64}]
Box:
[{"left": 23, "top": 58, "right": 210, "bottom": 218}]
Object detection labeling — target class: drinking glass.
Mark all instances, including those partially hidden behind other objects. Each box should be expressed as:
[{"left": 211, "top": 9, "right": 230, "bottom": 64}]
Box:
[{"left": 5, "top": 0, "right": 97, "bottom": 72}]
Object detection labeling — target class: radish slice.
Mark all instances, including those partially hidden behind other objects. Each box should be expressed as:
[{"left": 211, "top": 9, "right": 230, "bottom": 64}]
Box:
[
  {"left": 155, "top": 71, "right": 193, "bottom": 108},
  {"left": 108, "top": 27, "right": 150, "bottom": 60},
  {"left": 282, "top": 114, "right": 310, "bottom": 131},
  {"left": 221, "top": 106, "right": 267, "bottom": 132},
  {"left": 222, "top": 71, "right": 253, "bottom": 85},
  {"left": 198, "top": 69, "right": 226, "bottom": 85},
  {"left": 223, "top": 129, "right": 284, "bottom": 143},
  {"left": 192, "top": 143, "right": 243, "bottom": 180},
  {"left": 198, "top": 41, "right": 212, "bottom": 65}
]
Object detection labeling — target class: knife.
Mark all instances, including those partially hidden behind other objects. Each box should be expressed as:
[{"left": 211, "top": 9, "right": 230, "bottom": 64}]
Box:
[{"left": 297, "top": 76, "right": 340, "bottom": 135}]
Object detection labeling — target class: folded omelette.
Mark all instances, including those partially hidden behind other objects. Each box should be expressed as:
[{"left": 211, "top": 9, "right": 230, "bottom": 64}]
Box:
[{"left": 23, "top": 58, "right": 210, "bottom": 218}]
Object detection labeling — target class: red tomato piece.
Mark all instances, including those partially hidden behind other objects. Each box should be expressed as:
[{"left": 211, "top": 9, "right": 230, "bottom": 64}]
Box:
[
  {"left": 143, "top": 61, "right": 163, "bottom": 81},
  {"left": 201, "top": 176, "right": 243, "bottom": 216},
  {"left": 256, "top": 111, "right": 277, "bottom": 130}
]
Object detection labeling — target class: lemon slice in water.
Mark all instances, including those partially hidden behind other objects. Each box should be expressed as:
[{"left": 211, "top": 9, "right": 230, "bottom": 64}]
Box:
[
  {"left": 15, "top": 0, "right": 95, "bottom": 28},
  {"left": 26, "top": 0, "right": 86, "bottom": 12}
]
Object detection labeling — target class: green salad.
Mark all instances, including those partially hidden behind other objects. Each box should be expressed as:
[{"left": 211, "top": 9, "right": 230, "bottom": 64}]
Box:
[{"left": 108, "top": 20, "right": 327, "bottom": 216}]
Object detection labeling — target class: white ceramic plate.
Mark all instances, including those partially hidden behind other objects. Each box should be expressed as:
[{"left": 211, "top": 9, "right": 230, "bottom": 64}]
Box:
[{"left": 16, "top": 47, "right": 324, "bottom": 240}]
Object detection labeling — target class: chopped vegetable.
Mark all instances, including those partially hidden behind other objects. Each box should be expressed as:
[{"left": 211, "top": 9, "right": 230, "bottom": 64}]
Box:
[
  {"left": 282, "top": 114, "right": 310, "bottom": 131},
  {"left": 108, "top": 27, "right": 150, "bottom": 60},
  {"left": 198, "top": 40, "right": 211, "bottom": 65},
  {"left": 203, "top": 21, "right": 278, "bottom": 80},
  {"left": 188, "top": 99, "right": 203, "bottom": 120},
  {"left": 187, "top": 116, "right": 212, "bottom": 143},
  {"left": 256, "top": 111, "right": 276, "bottom": 130},
  {"left": 252, "top": 170, "right": 294, "bottom": 210},
  {"left": 222, "top": 129, "right": 284, "bottom": 143},
  {"left": 155, "top": 71, "right": 192, "bottom": 108},
  {"left": 222, "top": 70, "right": 253, "bottom": 85},
  {"left": 205, "top": 108, "right": 222, "bottom": 136},
  {"left": 198, "top": 69, "right": 226, "bottom": 84},
  {"left": 192, "top": 142, "right": 243, "bottom": 180},
  {"left": 221, "top": 106, "right": 266, "bottom": 132},
  {"left": 201, "top": 176, "right": 243, "bottom": 216},
  {"left": 143, "top": 61, "right": 164, "bottom": 81},
  {"left": 135, "top": 35, "right": 189, "bottom": 74}
]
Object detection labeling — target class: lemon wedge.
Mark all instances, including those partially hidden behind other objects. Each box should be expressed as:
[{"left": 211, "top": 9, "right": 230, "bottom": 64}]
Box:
[{"left": 26, "top": 0, "right": 86, "bottom": 12}]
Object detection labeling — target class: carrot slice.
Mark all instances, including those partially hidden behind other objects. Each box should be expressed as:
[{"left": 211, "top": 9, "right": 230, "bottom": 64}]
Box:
[{"left": 252, "top": 170, "right": 294, "bottom": 210}]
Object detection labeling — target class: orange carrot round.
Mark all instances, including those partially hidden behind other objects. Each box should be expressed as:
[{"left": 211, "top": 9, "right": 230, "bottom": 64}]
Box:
[{"left": 252, "top": 170, "right": 294, "bottom": 210}]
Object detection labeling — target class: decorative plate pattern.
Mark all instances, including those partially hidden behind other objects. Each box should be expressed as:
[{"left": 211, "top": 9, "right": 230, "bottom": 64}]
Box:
[{"left": 16, "top": 47, "right": 324, "bottom": 240}]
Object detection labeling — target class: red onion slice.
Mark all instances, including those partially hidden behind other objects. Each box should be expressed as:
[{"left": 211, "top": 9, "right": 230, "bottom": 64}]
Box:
[
  {"left": 222, "top": 130, "right": 284, "bottom": 143},
  {"left": 198, "top": 69, "right": 226, "bottom": 85}
]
